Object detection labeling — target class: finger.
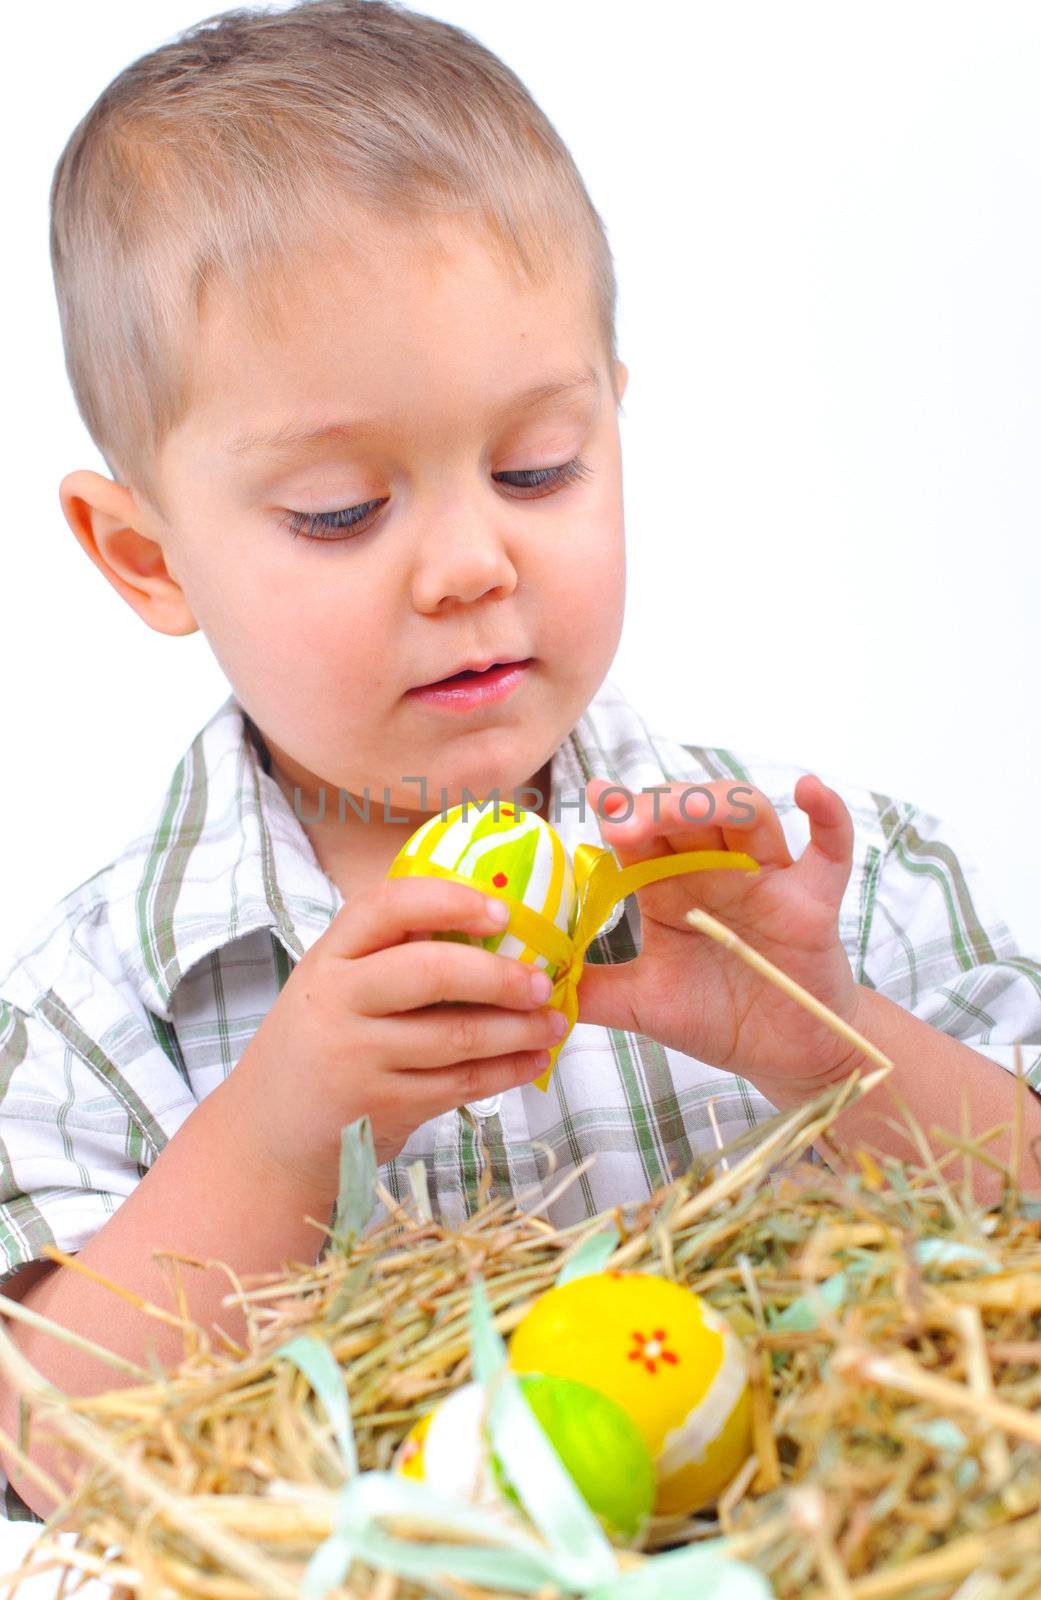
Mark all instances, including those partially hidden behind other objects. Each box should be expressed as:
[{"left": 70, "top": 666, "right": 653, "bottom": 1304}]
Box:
[
  {"left": 354, "top": 939, "right": 556, "bottom": 1017},
  {"left": 588, "top": 777, "right": 794, "bottom": 869},
  {"left": 379, "top": 997, "right": 568, "bottom": 1072},
  {"left": 328, "top": 876, "right": 511, "bottom": 961},
  {"left": 793, "top": 774, "right": 855, "bottom": 904},
  {"left": 587, "top": 777, "right": 725, "bottom": 854},
  {"left": 404, "top": 1047, "right": 554, "bottom": 1115}
]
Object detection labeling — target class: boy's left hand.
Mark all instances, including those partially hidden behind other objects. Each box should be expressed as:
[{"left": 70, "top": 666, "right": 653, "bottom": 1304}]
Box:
[{"left": 576, "top": 775, "right": 869, "bottom": 1103}]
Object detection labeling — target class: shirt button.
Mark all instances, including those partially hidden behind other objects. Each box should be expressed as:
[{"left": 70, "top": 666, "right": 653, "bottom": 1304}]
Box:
[{"left": 467, "top": 1094, "right": 503, "bottom": 1118}]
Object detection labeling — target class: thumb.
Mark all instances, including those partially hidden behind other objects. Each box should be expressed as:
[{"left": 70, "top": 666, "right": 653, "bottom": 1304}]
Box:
[{"left": 574, "top": 958, "right": 640, "bottom": 1035}]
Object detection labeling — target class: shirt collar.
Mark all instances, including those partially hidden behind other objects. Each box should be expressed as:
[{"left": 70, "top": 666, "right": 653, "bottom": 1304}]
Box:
[{"left": 108, "top": 678, "right": 676, "bottom": 1021}]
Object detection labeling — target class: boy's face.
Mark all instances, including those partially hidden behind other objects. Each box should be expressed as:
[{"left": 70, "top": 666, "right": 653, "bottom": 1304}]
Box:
[{"left": 66, "top": 211, "right": 628, "bottom": 873}]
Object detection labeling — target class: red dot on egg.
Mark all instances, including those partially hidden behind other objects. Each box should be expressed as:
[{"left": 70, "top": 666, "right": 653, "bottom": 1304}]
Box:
[{"left": 493, "top": 872, "right": 508, "bottom": 888}]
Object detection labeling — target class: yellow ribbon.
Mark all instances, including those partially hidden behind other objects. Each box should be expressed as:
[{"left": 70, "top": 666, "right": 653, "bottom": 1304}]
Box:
[{"left": 387, "top": 842, "right": 760, "bottom": 1092}]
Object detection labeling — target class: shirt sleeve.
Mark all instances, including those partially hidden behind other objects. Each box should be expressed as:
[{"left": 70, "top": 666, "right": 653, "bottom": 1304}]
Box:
[
  {"left": 858, "top": 803, "right": 1041, "bottom": 1087},
  {"left": 0, "top": 997, "right": 150, "bottom": 1290}
]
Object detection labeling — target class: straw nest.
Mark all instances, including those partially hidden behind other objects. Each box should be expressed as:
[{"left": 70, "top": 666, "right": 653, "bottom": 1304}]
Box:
[{"left": 0, "top": 913, "right": 1039, "bottom": 1600}]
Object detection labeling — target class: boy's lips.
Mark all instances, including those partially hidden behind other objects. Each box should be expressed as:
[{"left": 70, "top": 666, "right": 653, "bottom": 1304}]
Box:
[
  {"left": 410, "top": 653, "right": 531, "bottom": 691},
  {"left": 406, "top": 658, "right": 534, "bottom": 710}
]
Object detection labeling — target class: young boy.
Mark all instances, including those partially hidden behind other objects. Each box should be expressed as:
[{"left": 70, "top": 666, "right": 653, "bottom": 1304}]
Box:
[{"left": 1, "top": 0, "right": 1039, "bottom": 1523}]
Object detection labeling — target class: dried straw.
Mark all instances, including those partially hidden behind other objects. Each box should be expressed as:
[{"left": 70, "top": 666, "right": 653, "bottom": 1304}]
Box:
[{"left": 0, "top": 911, "right": 1038, "bottom": 1600}]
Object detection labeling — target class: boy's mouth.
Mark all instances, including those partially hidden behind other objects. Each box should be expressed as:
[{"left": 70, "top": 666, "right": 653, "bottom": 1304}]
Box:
[
  {"left": 406, "top": 657, "right": 534, "bottom": 709},
  {"left": 412, "top": 655, "right": 531, "bottom": 690}
]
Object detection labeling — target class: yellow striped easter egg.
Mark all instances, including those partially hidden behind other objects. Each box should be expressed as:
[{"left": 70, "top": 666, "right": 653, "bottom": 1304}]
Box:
[{"left": 389, "top": 801, "right": 578, "bottom": 981}]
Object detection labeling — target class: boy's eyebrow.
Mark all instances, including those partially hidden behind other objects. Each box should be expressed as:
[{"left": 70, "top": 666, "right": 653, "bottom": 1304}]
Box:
[{"left": 226, "top": 365, "right": 601, "bottom": 456}]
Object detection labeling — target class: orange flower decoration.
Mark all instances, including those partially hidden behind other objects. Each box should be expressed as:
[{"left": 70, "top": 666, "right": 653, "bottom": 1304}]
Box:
[{"left": 627, "top": 1328, "right": 680, "bottom": 1375}]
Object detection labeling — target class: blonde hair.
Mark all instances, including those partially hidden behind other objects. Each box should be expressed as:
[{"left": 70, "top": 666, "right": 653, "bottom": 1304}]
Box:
[{"left": 49, "top": 0, "right": 619, "bottom": 519}]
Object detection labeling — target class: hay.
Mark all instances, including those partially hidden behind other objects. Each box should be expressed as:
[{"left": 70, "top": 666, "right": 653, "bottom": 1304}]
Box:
[{"left": 0, "top": 914, "right": 1039, "bottom": 1599}]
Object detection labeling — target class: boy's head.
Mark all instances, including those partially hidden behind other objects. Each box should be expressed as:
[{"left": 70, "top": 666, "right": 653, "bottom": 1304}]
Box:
[{"left": 54, "top": 0, "right": 628, "bottom": 849}]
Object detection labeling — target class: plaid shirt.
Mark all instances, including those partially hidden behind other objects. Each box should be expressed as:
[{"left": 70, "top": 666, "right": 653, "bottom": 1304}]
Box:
[{"left": 2, "top": 678, "right": 1040, "bottom": 1517}]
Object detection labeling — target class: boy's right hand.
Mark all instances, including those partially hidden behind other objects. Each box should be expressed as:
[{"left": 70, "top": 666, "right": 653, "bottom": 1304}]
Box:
[{"left": 225, "top": 877, "right": 566, "bottom": 1190}]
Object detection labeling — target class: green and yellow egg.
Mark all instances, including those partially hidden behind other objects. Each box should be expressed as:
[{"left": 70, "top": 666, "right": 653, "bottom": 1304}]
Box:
[
  {"left": 508, "top": 1272, "right": 753, "bottom": 1515},
  {"left": 392, "top": 1371, "right": 655, "bottom": 1538},
  {"left": 388, "top": 802, "right": 577, "bottom": 987}
]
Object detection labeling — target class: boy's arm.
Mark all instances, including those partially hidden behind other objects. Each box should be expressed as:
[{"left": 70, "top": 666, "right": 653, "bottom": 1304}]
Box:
[
  {"left": 780, "top": 800, "right": 1041, "bottom": 1204},
  {"left": 0, "top": 870, "right": 554, "bottom": 1520},
  {"left": 0, "top": 1066, "right": 338, "bottom": 1521},
  {"left": 578, "top": 771, "right": 1041, "bottom": 1208},
  {"left": 769, "top": 986, "right": 1041, "bottom": 1206}
]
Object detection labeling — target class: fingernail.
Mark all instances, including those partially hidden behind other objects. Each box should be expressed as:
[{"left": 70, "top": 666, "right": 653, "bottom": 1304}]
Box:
[
  {"left": 547, "top": 1010, "right": 569, "bottom": 1037},
  {"left": 485, "top": 896, "right": 510, "bottom": 925},
  {"left": 604, "top": 801, "right": 632, "bottom": 823},
  {"left": 530, "top": 971, "right": 552, "bottom": 1002}
]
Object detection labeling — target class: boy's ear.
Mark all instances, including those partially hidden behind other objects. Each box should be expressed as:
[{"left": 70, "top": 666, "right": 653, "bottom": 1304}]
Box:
[
  {"left": 613, "top": 360, "right": 629, "bottom": 406},
  {"left": 58, "top": 470, "right": 199, "bottom": 638}
]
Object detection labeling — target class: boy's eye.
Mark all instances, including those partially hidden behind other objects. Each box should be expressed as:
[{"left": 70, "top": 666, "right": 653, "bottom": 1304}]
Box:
[
  {"left": 278, "top": 455, "right": 593, "bottom": 543},
  {"left": 278, "top": 497, "right": 388, "bottom": 543},
  {"left": 496, "top": 456, "right": 593, "bottom": 495}
]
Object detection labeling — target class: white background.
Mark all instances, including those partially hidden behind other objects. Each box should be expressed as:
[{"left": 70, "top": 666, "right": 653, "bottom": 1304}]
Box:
[{"left": 2, "top": 0, "right": 1039, "bottom": 976}]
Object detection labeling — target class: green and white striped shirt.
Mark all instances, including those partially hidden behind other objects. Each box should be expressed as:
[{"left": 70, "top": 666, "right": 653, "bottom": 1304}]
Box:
[{"left": 2, "top": 677, "right": 1040, "bottom": 1517}]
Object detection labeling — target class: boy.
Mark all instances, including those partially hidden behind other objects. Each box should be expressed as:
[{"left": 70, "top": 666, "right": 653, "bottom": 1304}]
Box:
[{"left": 1, "top": 0, "right": 1039, "bottom": 1524}]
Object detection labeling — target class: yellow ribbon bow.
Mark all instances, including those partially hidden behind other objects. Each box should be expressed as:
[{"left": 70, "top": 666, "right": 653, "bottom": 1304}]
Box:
[{"left": 387, "top": 841, "right": 759, "bottom": 1092}]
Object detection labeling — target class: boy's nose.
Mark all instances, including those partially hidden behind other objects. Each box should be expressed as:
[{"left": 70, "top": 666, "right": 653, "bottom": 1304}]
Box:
[{"left": 410, "top": 515, "right": 519, "bottom": 612}]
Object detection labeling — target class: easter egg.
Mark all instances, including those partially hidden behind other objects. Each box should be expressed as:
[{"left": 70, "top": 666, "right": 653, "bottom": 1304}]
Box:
[
  {"left": 389, "top": 801, "right": 578, "bottom": 985},
  {"left": 499, "top": 1372, "right": 656, "bottom": 1537},
  {"left": 393, "top": 1380, "right": 502, "bottom": 1512},
  {"left": 392, "top": 1372, "right": 656, "bottom": 1537},
  {"left": 508, "top": 1272, "right": 753, "bottom": 1515}
]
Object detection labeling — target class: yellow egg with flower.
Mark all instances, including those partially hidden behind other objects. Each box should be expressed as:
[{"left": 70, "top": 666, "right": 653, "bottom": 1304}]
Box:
[
  {"left": 388, "top": 801, "right": 577, "bottom": 989},
  {"left": 508, "top": 1272, "right": 753, "bottom": 1514}
]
